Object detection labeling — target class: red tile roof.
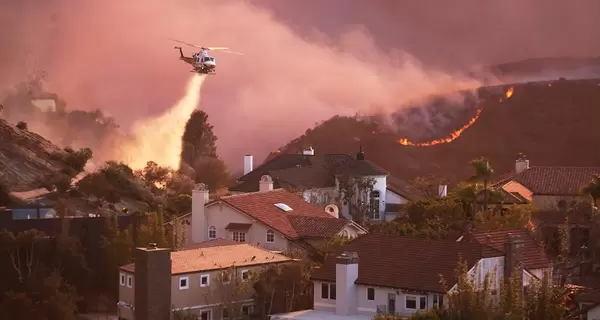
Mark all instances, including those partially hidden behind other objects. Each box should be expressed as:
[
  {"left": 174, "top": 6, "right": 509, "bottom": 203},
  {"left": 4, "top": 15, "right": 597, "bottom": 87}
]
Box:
[
  {"left": 225, "top": 223, "right": 252, "bottom": 230},
  {"left": 497, "top": 166, "right": 600, "bottom": 196},
  {"left": 311, "top": 233, "right": 503, "bottom": 293},
  {"left": 216, "top": 189, "right": 349, "bottom": 240},
  {"left": 462, "top": 228, "right": 551, "bottom": 270}
]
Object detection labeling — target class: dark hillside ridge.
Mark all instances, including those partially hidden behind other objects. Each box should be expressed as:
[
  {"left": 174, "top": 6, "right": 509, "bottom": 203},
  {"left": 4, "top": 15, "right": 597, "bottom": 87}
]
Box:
[{"left": 269, "top": 78, "right": 600, "bottom": 183}]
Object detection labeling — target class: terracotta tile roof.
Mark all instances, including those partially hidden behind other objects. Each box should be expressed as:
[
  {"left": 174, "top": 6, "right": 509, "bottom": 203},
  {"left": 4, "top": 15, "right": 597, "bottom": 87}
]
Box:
[
  {"left": 230, "top": 153, "right": 389, "bottom": 192},
  {"left": 475, "top": 189, "right": 529, "bottom": 205},
  {"left": 119, "top": 242, "right": 293, "bottom": 275},
  {"left": 225, "top": 223, "right": 252, "bottom": 230},
  {"left": 178, "top": 238, "right": 238, "bottom": 250},
  {"left": 287, "top": 215, "right": 349, "bottom": 238},
  {"left": 217, "top": 189, "right": 349, "bottom": 239},
  {"left": 499, "top": 166, "right": 600, "bottom": 196},
  {"left": 462, "top": 228, "right": 551, "bottom": 270},
  {"left": 311, "top": 233, "right": 502, "bottom": 293}
]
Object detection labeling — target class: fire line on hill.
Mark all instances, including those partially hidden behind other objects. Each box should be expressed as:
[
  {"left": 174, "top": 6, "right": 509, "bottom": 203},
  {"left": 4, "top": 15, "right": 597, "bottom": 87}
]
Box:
[{"left": 398, "top": 87, "right": 514, "bottom": 147}]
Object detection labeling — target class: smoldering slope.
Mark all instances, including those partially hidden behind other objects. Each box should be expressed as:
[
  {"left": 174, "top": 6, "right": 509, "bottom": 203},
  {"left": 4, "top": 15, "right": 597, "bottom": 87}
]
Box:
[{"left": 0, "top": 0, "right": 485, "bottom": 169}]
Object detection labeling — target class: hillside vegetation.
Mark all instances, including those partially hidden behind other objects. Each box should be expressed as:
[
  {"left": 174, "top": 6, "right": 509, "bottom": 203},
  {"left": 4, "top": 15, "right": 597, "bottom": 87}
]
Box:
[{"left": 271, "top": 78, "right": 600, "bottom": 183}]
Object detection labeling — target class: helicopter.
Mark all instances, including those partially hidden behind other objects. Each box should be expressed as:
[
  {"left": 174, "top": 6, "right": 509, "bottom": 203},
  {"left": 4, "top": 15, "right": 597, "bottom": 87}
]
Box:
[{"left": 170, "top": 38, "right": 243, "bottom": 75}]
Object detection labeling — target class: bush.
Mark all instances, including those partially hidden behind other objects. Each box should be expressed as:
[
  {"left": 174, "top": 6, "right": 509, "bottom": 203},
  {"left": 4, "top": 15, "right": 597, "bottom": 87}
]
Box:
[{"left": 15, "top": 121, "right": 27, "bottom": 130}]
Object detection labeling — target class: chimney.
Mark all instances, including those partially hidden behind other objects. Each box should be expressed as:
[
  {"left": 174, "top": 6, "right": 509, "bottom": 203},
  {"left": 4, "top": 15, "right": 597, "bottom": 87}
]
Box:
[
  {"left": 134, "top": 245, "right": 172, "bottom": 320},
  {"left": 515, "top": 153, "right": 530, "bottom": 174},
  {"left": 192, "top": 183, "right": 209, "bottom": 243},
  {"left": 302, "top": 146, "right": 315, "bottom": 156},
  {"left": 335, "top": 251, "right": 359, "bottom": 316},
  {"left": 438, "top": 184, "right": 448, "bottom": 197},
  {"left": 325, "top": 204, "right": 340, "bottom": 218},
  {"left": 356, "top": 145, "right": 365, "bottom": 161},
  {"left": 243, "top": 155, "right": 253, "bottom": 175},
  {"left": 259, "top": 175, "right": 273, "bottom": 192},
  {"left": 504, "top": 233, "right": 525, "bottom": 292}
]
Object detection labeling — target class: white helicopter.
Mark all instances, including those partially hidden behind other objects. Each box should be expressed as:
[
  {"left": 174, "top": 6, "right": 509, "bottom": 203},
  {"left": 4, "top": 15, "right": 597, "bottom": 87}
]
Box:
[{"left": 170, "top": 38, "right": 243, "bottom": 75}]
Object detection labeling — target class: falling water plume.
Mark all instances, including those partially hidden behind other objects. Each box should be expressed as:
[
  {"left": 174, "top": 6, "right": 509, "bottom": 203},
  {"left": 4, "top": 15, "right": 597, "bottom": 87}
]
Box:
[{"left": 121, "top": 74, "right": 206, "bottom": 169}]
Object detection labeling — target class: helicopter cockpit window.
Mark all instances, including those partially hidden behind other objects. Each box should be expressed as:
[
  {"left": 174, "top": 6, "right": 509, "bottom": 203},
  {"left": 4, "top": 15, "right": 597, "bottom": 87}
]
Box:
[{"left": 203, "top": 57, "right": 212, "bottom": 62}]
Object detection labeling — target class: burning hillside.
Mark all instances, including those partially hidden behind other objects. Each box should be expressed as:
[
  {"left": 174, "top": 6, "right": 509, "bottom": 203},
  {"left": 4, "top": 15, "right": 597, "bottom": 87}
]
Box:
[
  {"left": 397, "top": 87, "right": 514, "bottom": 147},
  {"left": 270, "top": 79, "right": 600, "bottom": 183}
]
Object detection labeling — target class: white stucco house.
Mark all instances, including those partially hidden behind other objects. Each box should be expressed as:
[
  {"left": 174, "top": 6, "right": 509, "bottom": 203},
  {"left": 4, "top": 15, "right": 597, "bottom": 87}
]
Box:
[
  {"left": 229, "top": 146, "right": 414, "bottom": 222},
  {"left": 168, "top": 180, "right": 367, "bottom": 254},
  {"left": 271, "top": 232, "right": 550, "bottom": 320}
]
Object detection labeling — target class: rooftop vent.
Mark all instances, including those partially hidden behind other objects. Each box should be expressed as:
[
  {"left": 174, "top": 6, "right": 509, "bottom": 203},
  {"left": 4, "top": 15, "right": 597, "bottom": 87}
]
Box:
[{"left": 274, "top": 203, "right": 293, "bottom": 212}]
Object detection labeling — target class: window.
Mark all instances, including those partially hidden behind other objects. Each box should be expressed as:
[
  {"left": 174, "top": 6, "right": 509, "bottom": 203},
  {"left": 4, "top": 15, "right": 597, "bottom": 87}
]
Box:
[
  {"left": 406, "top": 296, "right": 417, "bottom": 309},
  {"left": 232, "top": 231, "right": 246, "bottom": 242},
  {"left": 119, "top": 273, "right": 126, "bottom": 286},
  {"left": 369, "top": 190, "right": 381, "bottom": 219},
  {"left": 420, "top": 296, "right": 426, "bottom": 309},
  {"left": 179, "top": 276, "right": 189, "bottom": 290},
  {"left": 208, "top": 226, "right": 217, "bottom": 239},
  {"left": 342, "top": 230, "right": 350, "bottom": 238},
  {"left": 321, "top": 283, "right": 336, "bottom": 300},
  {"left": 221, "top": 272, "right": 231, "bottom": 284},
  {"left": 266, "top": 229, "right": 275, "bottom": 243},
  {"left": 199, "top": 309, "right": 212, "bottom": 320},
  {"left": 274, "top": 203, "right": 293, "bottom": 212},
  {"left": 126, "top": 275, "right": 133, "bottom": 288},
  {"left": 241, "top": 270, "right": 250, "bottom": 282},
  {"left": 200, "top": 274, "right": 210, "bottom": 287},
  {"left": 367, "top": 287, "right": 375, "bottom": 300},
  {"left": 241, "top": 305, "right": 254, "bottom": 316},
  {"left": 433, "top": 295, "right": 444, "bottom": 308},
  {"left": 222, "top": 308, "right": 229, "bottom": 320}
]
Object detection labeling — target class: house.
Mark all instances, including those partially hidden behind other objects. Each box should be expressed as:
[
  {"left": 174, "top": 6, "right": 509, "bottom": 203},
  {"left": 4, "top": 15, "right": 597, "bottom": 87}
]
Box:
[
  {"left": 230, "top": 146, "right": 414, "bottom": 221},
  {"left": 494, "top": 153, "right": 600, "bottom": 210},
  {"left": 169, "top": 181, "right": 367, "bottom": 253},
  {"left": 271, "top": 232, "right": 536, "bottom": 319},
  {"left": 456, "top": 228, "right": 553, "bottom": 280},
  {"left": 117, "top": 239, "right": 295, "bottom": 320},
  {"left": 574, "top": 288, "right": 600, "bottom": 320}
]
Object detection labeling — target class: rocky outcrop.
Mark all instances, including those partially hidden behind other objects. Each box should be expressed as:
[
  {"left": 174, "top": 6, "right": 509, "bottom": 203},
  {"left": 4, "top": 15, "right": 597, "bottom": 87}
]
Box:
[{"left": 0, "top": 119, "right": 70, "bottom": 192}]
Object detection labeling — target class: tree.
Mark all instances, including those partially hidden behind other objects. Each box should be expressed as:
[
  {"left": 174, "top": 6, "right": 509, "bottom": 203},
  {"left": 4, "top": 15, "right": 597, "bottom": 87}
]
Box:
[
  {"left": 474, "top": 204, "right": 536, "bottom": 232},
  {"left": 62, "top": 147, "right": 93, "bottom": 175},
  {"left": 468, "top": 157, "right": 495, "bottom": 213},
  {"left": 582, "top": 175, "right": 600, "bottom": 207},
  {"left": 15, "top": 121, "right": 27, "bottom": 130},
  {"left": 406, "top": 175, "right": 445, "bottom": 199},
  {"left": 202, "top": 267, "right": 257, "bottom": 319},
  {"left": 180, "top": 110, "right": 218, "bottom": 167},
  {"left": 336, "top": 176, "right": 377, "bottom": 224},
  {"left": 136, "top": 161, "right": 171, "bottom": 191},
  {"left": 192, "top": 156, "right": 230, "bottom": 192},
  {"left": 100, "top": 215, "right": 133, "bottom": 296},
  {"left": 0, "top": 179, "right": 12, "bottom": 206}
]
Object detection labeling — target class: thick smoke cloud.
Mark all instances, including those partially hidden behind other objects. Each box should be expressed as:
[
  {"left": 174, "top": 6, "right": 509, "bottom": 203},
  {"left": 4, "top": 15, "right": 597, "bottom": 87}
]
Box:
[{"left": 1, "top": 0, "right": 600, "bottom": 170}]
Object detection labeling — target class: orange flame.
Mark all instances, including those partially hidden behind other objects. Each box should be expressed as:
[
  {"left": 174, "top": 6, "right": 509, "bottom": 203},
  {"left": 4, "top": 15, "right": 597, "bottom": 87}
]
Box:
[
  {"left": 398, "top": 108, "right": 483, "bottom": 146},
  {"left": 505, "top": 87, "right": 514, "bottom": 99}
]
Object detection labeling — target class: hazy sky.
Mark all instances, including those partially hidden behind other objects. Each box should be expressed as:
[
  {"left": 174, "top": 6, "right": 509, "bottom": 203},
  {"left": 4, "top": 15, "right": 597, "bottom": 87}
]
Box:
[{"left": 1, "top": 0, "right": 599, "bottom": 169}]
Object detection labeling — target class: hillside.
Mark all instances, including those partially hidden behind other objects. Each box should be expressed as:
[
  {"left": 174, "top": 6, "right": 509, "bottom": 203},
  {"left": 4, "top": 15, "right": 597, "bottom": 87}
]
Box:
[
  {"left": 0, "top": 119, "right": 72, "bottom": 192},
  {"left": 270, "top": 78, "right": 600, "bottom": 183}
]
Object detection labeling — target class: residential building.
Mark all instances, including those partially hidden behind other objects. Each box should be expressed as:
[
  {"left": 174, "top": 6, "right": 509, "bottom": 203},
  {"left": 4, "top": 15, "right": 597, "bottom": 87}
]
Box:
[
  {"left": 169, "top": 182, "right": 367, "bottom": 253},
  {"left": 117, "top": 239, "right": 295, "bottom": 320},
  {"left": 574, "top": 288, "right": 600, "bottom": 320},
  {"left": 230, "top": 146, "right": 414, "bottom": 221},
  {"left": 456, "top": 228, "right": 553, "bottom": 279},
  {"left": 271, "top": 232, "right": 536, "bottom": 319},
  {"left": 494, "top": 153, "right": 600, "bottom": 210}
]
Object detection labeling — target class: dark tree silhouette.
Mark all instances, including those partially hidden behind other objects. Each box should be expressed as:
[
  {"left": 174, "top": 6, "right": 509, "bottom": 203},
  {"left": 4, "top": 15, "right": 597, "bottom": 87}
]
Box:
[{"left": 180, "top": 110, "right": 218, "bottom": 168}]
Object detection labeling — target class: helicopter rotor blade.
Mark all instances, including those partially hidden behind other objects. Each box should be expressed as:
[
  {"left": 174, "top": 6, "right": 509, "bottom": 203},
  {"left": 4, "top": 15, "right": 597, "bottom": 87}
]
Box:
[
  {"left": 208, "top": 47, "right": 244, "bottom": 55},
  {"left": 168, "top": 38, "right": 203, "bottom": 49}
]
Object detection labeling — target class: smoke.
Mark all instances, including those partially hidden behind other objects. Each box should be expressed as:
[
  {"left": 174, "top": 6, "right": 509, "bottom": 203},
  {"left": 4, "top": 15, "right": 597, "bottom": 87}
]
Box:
[
  {"left": 118, "top": 75, "right": 206, "bottom": 169},
  {"left": 2, "top": 1, "right": 600, "bottom": 170}
]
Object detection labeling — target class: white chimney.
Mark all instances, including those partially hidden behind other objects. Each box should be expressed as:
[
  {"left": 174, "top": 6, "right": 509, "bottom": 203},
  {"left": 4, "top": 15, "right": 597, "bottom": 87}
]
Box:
[
  {"left": 515, "top": 153, "right": 530, "bottom": 174},
  {"left": 191, "top": 183, "right": 209, "bottom": 243},
  {"left": 243, "top": 155, "right": 253, "bottom": 175},
  {"left": 335, "top": 251, "right": 359, "bottom": 316},
  {"left": 438, "top": 184, "right": 448, "bottom": 197},
  {"left": 325, "top": 204, "right": 340, "bottom": 218},
  {"left": 302, "top": 146, "right": 315, "bottom": 156},
  {"left": 259, "top": 175, "right": 273, "bottom": 192}
]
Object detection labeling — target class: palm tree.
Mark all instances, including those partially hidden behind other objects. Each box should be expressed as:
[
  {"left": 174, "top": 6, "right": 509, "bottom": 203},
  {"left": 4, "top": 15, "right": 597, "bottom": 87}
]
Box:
[
  {"left": 582, "top": 175, "right": 600, "bottom": 208},
  {"left": 468, "top": 157, "right": 495, "bottom": 213}
]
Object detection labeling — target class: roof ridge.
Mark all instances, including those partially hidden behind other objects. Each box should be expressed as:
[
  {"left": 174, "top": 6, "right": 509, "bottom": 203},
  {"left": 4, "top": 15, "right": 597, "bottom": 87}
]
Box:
[
  {"left": 221, "top": 188, "right": 286, "bottom": 200},
  {"left": 529, "top": 165, "right": 600, "bottom": 170}
]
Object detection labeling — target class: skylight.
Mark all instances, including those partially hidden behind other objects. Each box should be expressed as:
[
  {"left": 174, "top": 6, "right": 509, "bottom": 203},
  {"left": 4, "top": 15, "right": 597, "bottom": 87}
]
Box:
[{"left": 274, "top": 203, "right": 293, "bottom": 212}]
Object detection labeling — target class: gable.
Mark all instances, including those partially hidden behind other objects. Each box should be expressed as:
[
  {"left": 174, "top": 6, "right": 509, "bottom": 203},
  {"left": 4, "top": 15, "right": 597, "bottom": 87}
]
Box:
[{"left": 502, "top": 180, "right": 533, "bottom": 201}]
